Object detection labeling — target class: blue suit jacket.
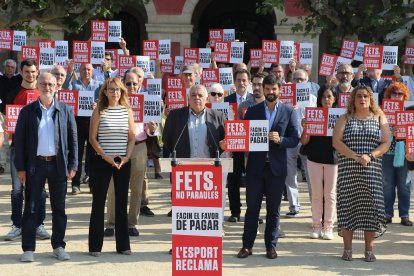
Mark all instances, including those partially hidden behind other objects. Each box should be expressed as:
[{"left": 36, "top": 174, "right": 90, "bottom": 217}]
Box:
[
  {"left": 14, "top": 100, "right": 78, "bottom": 177},
  {"left": 224, "top": 92, "right": 253, "bottom": 104},
  {"left": 244, "top": 101, "right": 299, "bottom": 176}
]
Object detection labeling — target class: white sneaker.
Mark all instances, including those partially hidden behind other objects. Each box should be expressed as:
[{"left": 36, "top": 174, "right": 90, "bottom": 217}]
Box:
[
  {"left": 309, "top": 228, "right": 322, "bottom": 239},
  {"left": 5, "top": 225, "right": 21, "bottom": 241},
  {"left": 36, "top": 224, "right": 50, "bottom": 240},
  {"left": 20, "top": 251, "right": 34, "bottom": 262},
  {"left": 322, "top": 229, "right": 334, "bottom": 240},
  {"left": 53, "top": 247, "right": 71, "bottom": 261}
]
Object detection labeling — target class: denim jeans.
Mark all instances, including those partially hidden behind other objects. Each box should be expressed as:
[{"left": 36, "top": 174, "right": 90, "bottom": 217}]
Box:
[
  {"left": 382, "top": 154, "right": 411, "bottom": 218},
  {"left": 10, "top": 146, "right": 46, "bottom": 228}
]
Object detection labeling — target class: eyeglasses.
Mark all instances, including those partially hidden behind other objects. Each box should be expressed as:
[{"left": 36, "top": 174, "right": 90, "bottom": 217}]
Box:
[
  {"left": 53, "top": 73, "right": 66, "bottom": 77},
  {"left": 294, "top": 77, "right": 306, "bottom": 82},
  {"left": 125, "top": 82, "right": 138, "bottom": 86},
  {"left": 107, "top": 87, "right": 121, "bottom": 93},
  {"left": 337, "top": 71, "right": 353, "bottom": 75},
  {"left": 210, "top": 92, "right": 223, "bottom": 97},
  {"left": 40, "top": 82, "right": 56, "bottom": 87}
]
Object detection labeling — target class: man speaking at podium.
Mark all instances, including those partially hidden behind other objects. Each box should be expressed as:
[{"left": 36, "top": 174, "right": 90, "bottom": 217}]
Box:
[{"left": 163, "top": 84, "right": 225, "bottom": 158}]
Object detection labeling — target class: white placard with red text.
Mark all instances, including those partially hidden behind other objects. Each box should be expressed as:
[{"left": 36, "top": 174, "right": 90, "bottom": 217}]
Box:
[{"left": 225, "top": 120, "right": 269, "bottom": 151}]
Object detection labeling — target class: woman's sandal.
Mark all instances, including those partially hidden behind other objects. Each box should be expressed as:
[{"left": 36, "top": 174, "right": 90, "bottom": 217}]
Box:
[
  {"left": 341, "top": 249, "right": 353, "bottom": 261},
  {"left": 364, "top": 251, "right": 376, "bottom": 262}
]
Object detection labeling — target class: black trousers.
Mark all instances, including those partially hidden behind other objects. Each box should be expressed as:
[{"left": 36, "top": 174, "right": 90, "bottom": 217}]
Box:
[
  {"left": 72, "top": 117, "right": 93, "bottom": 188},
  {"left": 88, "top": 157, "right": 131, "bottom": 252},
  {"left": 227, "top": 152, "right": 244, "bottom": 216}
]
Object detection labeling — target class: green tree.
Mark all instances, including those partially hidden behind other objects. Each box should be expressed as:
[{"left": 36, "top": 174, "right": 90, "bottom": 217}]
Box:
[{"left": 0, "top": 0, "right": 149, "bottom": 37}]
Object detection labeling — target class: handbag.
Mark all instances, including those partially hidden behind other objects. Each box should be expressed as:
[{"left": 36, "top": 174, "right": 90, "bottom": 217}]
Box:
[{"left": 393, "top": 141, "right": 405, "bottom": 168}]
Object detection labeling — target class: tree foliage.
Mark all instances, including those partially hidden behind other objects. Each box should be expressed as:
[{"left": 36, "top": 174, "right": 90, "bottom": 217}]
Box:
[
  {"left": 0, "top": 0, "right": 149, "bottom": 37},
  {"left": 258, "top": 0, "right": 414, "bottom": 46}
]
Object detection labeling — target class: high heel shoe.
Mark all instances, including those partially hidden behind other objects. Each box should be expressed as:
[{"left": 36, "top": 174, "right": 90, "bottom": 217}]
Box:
[
  {"left": 341, "top": 249, "right": 353, "bottom": 261},
  {"left": 364, "top": 251, "right": 376, "bottom": 262}
]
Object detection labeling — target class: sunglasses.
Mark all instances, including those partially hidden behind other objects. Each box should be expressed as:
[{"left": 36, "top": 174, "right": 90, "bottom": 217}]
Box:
[
  {"left": 126, "top": 82, "right": 138, "bottom": 86},
  {"left": 210, "top": 92, "right": 223, "bottom": 97}
]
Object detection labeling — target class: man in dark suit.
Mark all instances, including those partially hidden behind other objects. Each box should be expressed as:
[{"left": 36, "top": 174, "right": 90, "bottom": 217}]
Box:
[
  {"left": 14, "top": 72, "right": 78, "bottom": 262},
  {"left": 351, "top": 64, "right": 392, "bottom": 105},
  {"left": 163, "top": 84, "right": 225, "bottom": 158},
  {"left": 237, "top": 74, "right": 299, "bottom": 259},
  {"left": 224, "top": 68, "right": 253, "bottom": 222}
]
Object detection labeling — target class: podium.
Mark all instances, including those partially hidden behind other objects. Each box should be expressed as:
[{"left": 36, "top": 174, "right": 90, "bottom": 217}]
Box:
[{"left": 160, "top": 158, "right": 232, "bottom": 276}]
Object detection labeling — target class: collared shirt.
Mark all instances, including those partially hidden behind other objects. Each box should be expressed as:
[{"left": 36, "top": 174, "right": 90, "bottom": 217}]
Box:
[
  {"left": 134, "top": 123, "right": 159, "bottom": 143},
  {"left": 236, "top": 93, "right": 247, "bottom": 104},
  {"left": 264, "top": 101, "right": 278, "bottom": 128},
  {"left": 93, "top": 68, "right": 118, "bottom": 82},
  {"left": 371, "top": 78, "right": 380, "bottom": 93},
  {"left": 188, "top": 108, "right": 209, "bottom": 158},
  {"left": 63, "top": 76, "right": 103, "bottom": 101},
  {"left": 37, "top": 99, "right": 56, "bottom": 156}
]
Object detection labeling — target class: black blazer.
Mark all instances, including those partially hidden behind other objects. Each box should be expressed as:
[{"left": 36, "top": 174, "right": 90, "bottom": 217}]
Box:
[
  {"left": 224, "top": 92, "right": 253, "bottom": 104},
  {"left": 162, "top": 107, "right": 225, "bottom": 158},
  {"left": 244, "top": 101, "right": 299, "bottom": 176},
  {"left": 14, "top": 100, "right": 78, "bottom": 177},
  {"left": 351, "top": 77, "right": 392, "bottom": 105}
]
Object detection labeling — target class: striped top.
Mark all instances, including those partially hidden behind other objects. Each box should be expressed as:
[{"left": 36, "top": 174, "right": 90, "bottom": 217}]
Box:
[{"left": 98, "top": 105, "right": 129, "bottom": 155}]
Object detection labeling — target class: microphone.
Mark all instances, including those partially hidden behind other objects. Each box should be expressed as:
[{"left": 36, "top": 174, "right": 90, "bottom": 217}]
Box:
[
  {"left": 171, "top": 121, "right": 189, "bottom": 167},
  {"left": 206, "top": 121, "right": 221, "bottom": 167}
]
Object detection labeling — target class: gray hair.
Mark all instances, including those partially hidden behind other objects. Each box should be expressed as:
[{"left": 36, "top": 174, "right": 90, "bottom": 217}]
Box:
[
  {"left": 293, "top": 69, "right": 309, "bottom": 80},
  {"left": 190, "top": 84, "right": 208, "bottom": 97},
  {"left": 3, "top": 59, "right": 16, "bottom": 68},
  {"left": 208, "top": 83, "right": 224, "bottom": 94}
]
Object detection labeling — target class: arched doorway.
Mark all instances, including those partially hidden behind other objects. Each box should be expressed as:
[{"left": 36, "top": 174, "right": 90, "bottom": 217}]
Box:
[
  {"left": 64, "top": 6, "right": 147, "bottom": 56},
  {"left": 192, "top": 0, "right": 276, "bottom": 63}
]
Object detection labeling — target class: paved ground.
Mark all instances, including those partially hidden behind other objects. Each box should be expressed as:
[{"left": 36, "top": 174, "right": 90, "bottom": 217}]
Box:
[{"left": 0, "top": 165, "right": 413, "bottom": 275}]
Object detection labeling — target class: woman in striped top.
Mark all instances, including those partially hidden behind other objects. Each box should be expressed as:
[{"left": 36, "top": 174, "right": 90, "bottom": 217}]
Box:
[{"left": 88, "top": 78, "right": 135, "bottom": 256}]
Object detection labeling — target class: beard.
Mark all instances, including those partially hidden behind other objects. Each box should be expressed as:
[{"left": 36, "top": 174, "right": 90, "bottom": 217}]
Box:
[{"left": 265, "top": 94, "right": 277, "bottom": 102}]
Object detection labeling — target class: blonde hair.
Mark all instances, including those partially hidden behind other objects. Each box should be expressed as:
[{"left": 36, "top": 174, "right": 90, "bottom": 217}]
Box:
[
  {"left": 97, "top": 78, "right": 130, "bottom": 112},
  {"left": 346, "top": 85, "right": 383, "bottom": 117}
]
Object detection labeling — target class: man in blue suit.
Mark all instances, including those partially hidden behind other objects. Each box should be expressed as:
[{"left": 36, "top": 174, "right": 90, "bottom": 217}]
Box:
[
  {"left": 237, "top": 74, "right": 299, "bottom": 259},
  {"left": 14, "top": 72, "right": 78, "bottom": 262}
]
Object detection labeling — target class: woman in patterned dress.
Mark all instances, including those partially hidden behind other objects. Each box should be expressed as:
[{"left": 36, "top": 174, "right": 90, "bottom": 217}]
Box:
[{"left": 332, "top": 85, "right": 390, "bottom": 262}]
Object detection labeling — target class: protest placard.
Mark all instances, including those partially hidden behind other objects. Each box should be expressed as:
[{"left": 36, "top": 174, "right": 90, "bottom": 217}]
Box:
[
  {"left": 405, "top": 46, "right": 414, "bottom": 65},
  {"left": 296, "top": 83, "right": 317, "bottom": 108},
  {"left": 129, "top": 93, "right": 144, "bottom": 122},
  {"left": 160, "top": 57, "right": 174, "bottom": 73},
  {"left": 338, "top": 92, "right": 351, "bottom": 108},
  {"left": 382, "top": 46, "right": 398, "bottom": 70},
  {"left": 166, "top": 76, "right": 187, "bottom": 109},
  {"left": 353, "top": 41, "right": 367, "bottom": 62},
  {"left": 146, "top": 78, "right": 162, "bottom": 97},
  {"left": 77, "top": 91, "right": 94, "bottom": 117},
  {"left": 198, "top": 48, "right": 212, "bottom": 68},
  {"left": 90, "top": 41, "right": 105, "bottom": 65},
  {"left": 118, "top": 55, "right": 136, "bottom": 78},
  {"left": 143, "top": 40, "right": 158, "bottom": 60},
  {"left": 225, "top": 120, "right": 269, "bottom": 151},
  {"left": 58, "top": 90, "right": 78, "bottom": 116},
  {"left": 304, "top": 108, "right": 328, "bottom": 136},
  {"left": 262, "top": 40, "right": 280, "bottom": 64},
  {"left": 279, "top": 41, "right": 294, "bottom": 64},
  {"left": 382, "top": 100, "right": 404, "bottom": 126},
  {"left": 280, "top": 83, "right": 296, "bottom": 106},
  {"left": 143, "top": 95, "right": 162, "bottom": 123},
  {"left": 5, "top": 105, "right": 24, "bottom": 134},
  {"left": 91, "top": 20, "right": 108, "bottom": 41},
  {"left": 209, "top": 102, "right": 234, "bottom": 121},
  {"left": 0, "top": 30, "right": 13, "bottom": 50},
  {"left": 406, "top": 124, "right": 414, "bottom": 154},
  {"left": 299, "top": 43, "right": 313, "bottom": 64},
  {"left": 12, "top": 31, "right": 26, "bottom": 51},
  {"left": 218, "top": 67, "right": 233, "bottom": 92},
  {"left": 214, "top": 42, "right": 231, "bottom": 63},
  {"left": 108, "top": 21, "right": 122, "bottom": 42},
  {"left": 184, "top": 48, "right": 199, "bottom": 66},
  {"left": 339, "top": 39, "right": 358, "bottom": 59},
  {"left": 21, "top": 46, "right": 40, "bottom": 65},
  {"left": 230, "top": 42, "right": 244, "bottom": 64},
  {"left": 396, "top": 111, "right": 414, "bottom": 139},
  {"left": 174, "top": 56, "right": 184, "bottom": 75},
  {"left": 363, "top": 45, "right": 383, "bottom": 70},
  {"left": 73, "top": 41, "right": 90, "bottom": 64},
  {"left": 250, "top": 49, "right": 262, "bottom": 68},
  {"left": 55, "top": 40, "right": 69, "bottom": 67},
  {"left": 319, "top": 53, "right": 338, "bottom": 76},
  {"left": 201, "top": 69, "right": 219, "bottom": 90},
  {"left": 136, "top": 55, "right": 151, "bottom": 77}
]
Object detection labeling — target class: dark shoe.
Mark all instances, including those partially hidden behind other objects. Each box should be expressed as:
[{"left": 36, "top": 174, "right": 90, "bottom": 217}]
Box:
[
  {"left": 117, "top": 250, "right": 132, "bottom": 255},
  {"left": 282, "top": 196, "right": 288, "bottom": 201},
  {"left": 258, "top": 218, "right": 264, "bottom": 224},
  {"left": 0, "top": 166, "right": 5, "bottom": 174},
  {"left": 128, "top": 227, "right": 139, "bottom": 236},
  {"left": 385, "top": 217, "right": 392, "bottom": 224},
  {"left": 155, "top": 173, "right": 163, "bottom": 179},
  {"left": 81, "top": 175, "right": 90, "bottom": 184},
  {"left": 227, "top": 216, "right": 240, "bottom": 223},
  {"left": 169, "top": 249, "right": 172, "bottom": 255},
  {"left": 104, "top": 228, "right": 114, "bottom": 237},
  {"left": 285, "top": 210, "right": 299, "bottom": 218},
  {"left": 72, "top": 186, "right": 81, "bottom": 195},
  {"left": 237, "top": 248, "right": 252, "bottom": 258},
  {"left": 140, "top": 206, "right": 155, "bottom": 217},
  {"left": 167, "top": 210, "right": 172, "bottom": 217},
  {"left": 401, "top": 217, "right": 413, "bottom": 226},
  {"left": 266, "top": 248, "right": 277, "bottom": 259}
]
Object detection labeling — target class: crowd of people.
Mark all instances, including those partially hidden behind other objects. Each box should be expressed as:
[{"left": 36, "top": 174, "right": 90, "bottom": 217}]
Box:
[{"left": 0, "top": 35, "right": 413, "bottom": 264}]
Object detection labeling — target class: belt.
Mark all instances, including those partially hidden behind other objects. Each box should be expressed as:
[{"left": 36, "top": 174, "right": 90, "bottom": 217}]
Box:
[
  {"left": 135, "top": 140, "right": 146, "bottom": 145},
  {"left": 37, "top": 155, "right": 56, "bottom": 161}
]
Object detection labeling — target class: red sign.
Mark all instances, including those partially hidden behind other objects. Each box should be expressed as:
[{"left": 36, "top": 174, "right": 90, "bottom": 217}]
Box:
[
  {"left": 184, "top": 48, "right": 199, "bottom": 66},
  {"left": 161, "top": 57, "right": 174, "bottom": 73},
  {"left": 338, "top": 92, "right": 351, "bottom": 108},
  {"left": 166, "top": 76, "right": 187, "bottom": 109},
  {"left": 396, "top": 111, "right": 414, "bottom": 139},
  {"left": 280, "top": 83, "right": 297, "bottom": 106},
  {"left": 214, "top": 42, "right": 231, "bottom": 63},
  {"left": 118, "top": 55, "right": 136, "bottom": 79},
  {"left": 363, "top": 45, "right": 383, "bottom": 70},
  {"left": 129, "top": 94, "right": 144, "bottom": 122},
  {"left": 319, "top": 53, "right": 338, "bottom": 76},
  {"left": 72, "top": 41, "right": 90, "bottom": 64},
  {"left": 6, "top": 105, "right": 24, "bottom": 134},
  {"left": 91, "top": 20, "right": 108, "bottom": 41},
  {"left": 58, "top": 90, "right": 79, "bottom": 116},
  {"left": 405, "top": 46, "right": 414, "bottom": 65},
  {"left": 293, "top": 42, "right": 300, "bottom": 62},
  {"left": 406, "top": 124, "right": 414, "bottom": 154},
  {"left": 26, "top": 92, "right": 37, "bottom": 105},
  {"left": 304, "top": 107, "right": 329, "bottom": 136},
  {"left": 262, "top": 40, "right": 280, "bottom": 64},
  {"left": 201, "top": 69, "right": 219, "bottom": 90},
  {"left": 339, "top": 39, "right": 357, "bottom": 59},
  {"left": 21, "top": 46, "right": 40, "bottom": 66},
  {"left": 249, "top": 49, "right": 262, "bottom": 68},
  {"left": 209, "top": 29, "right": 223, "bottom": 48},
  {"left": 37, "top": 40, "right": 55, "bottom": 49},
  {"left": 143, "top": 40, "right": 158, "bottom": 60},
  {"left": 225, "top": 120, "right": 249, "bottom": 151},
  {"left": 0, "top": 30, "right": 13, "bottom": 50},
  {"left": 382, "top": 100, "right": 404, "bottom": 126}
]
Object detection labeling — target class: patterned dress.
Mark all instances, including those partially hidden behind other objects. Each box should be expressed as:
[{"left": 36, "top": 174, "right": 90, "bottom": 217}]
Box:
[{"left": 337, "top": 116, "right": 386, "bottom": 240}]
